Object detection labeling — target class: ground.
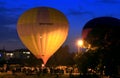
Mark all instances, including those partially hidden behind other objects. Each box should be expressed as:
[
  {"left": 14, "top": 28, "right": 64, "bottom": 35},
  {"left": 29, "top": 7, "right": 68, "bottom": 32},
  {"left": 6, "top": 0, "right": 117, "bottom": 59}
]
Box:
[{"left": 0, "top": 72, "right": 70, "bottom": 78}]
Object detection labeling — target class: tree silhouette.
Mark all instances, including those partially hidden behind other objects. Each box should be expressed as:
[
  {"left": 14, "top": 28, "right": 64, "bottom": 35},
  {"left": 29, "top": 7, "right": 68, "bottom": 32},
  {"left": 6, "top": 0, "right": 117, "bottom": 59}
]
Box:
[{"left": 46, "top": 45, "right": 75, "bottom": 66}]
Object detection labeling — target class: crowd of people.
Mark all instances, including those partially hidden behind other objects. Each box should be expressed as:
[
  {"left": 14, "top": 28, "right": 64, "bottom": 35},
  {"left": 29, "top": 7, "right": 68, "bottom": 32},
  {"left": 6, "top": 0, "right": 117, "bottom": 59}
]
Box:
[{"left": 0, "top": 64, "right": 79, "bottom": 77}]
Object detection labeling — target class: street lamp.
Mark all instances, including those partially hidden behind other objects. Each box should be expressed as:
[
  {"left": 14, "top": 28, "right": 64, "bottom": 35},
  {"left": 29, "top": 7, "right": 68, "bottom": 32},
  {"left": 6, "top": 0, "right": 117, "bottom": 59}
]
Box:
[{"left": 77, "top": 39, "right": 83, "bottom": 53}]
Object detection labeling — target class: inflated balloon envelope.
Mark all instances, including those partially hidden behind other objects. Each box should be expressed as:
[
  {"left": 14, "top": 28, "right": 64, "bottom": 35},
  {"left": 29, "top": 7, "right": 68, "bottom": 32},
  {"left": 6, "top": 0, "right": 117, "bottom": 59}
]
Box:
[{"left": 17, "top": 7, "right": 69, "bottom": 65}]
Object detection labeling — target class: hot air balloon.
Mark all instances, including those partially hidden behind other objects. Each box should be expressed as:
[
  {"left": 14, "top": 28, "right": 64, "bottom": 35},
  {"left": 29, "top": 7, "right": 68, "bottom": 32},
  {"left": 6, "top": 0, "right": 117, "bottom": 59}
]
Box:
[
  {"left": 17, "top": 7, "right": 69, "bottom": 64},
  {"left": 81, "top": 17, "right": 120, "bottom": 48}
]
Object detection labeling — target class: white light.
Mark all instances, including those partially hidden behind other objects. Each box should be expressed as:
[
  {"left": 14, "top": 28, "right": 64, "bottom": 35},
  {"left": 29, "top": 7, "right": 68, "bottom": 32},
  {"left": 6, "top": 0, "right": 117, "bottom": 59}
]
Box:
[
  {"left": 23, "top": 51, "right": 30, "bottom": 54},
  {"left": 10, "top": 53, "right": 13, "bottom": 56},
  {"left": 42, "top": 64, "right": 45, "bottom": 67},
  {"left": 26, "top": 52, "right": 30, "bottom": 54}
]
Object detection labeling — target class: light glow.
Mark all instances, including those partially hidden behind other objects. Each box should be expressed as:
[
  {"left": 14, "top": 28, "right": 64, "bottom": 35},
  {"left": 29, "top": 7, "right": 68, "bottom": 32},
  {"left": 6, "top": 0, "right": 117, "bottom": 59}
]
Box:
[{"left": 77, "top": 39, "right": 83, "bottom": 47}]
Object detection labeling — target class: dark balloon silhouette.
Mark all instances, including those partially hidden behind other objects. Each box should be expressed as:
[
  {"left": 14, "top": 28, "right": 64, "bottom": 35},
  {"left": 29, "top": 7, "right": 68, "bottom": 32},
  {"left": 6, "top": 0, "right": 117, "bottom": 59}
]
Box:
[
  {"left": 82, "top": 17, "right": 120, "bottom": 40},
  {"left": 81, "top": 16, "right": 120, "bottom": 77}
]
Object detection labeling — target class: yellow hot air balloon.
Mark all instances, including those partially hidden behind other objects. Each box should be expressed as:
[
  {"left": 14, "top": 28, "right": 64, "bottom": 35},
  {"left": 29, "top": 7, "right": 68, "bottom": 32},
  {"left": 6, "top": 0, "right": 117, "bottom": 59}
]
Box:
[{"left": 17, "top": 7, "right": 69, "bottom": 64}]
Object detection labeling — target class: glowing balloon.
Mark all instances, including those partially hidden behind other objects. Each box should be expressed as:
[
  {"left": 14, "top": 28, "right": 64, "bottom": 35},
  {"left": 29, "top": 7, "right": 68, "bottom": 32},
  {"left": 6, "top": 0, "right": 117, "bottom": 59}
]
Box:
[{"left": 17, "top": 7, "right": 69, "bottom": 64}]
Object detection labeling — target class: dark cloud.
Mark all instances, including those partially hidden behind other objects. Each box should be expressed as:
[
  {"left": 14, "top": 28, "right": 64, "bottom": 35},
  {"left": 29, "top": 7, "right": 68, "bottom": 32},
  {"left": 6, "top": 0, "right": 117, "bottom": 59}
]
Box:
[
  {"left": 68, "top": 9, "right": 93, "bottom": 17},
  {"left": 0, "top": 1, "right": 6, "bottom": 5},
  {"left": 99, "top": 0, "right": 120, "bottom": 3},
  {"left": 0, "top": 5, "right": 20, "bottom": 45},
  {"left": 0, "top": 26, "right": 17, "bottom": 40},
  {"left": 0, "top": 7, "right": 8, "bottom": 12},
  {"left": 0, "top": 6, "right": 23, "bottom": 26},
  {"left": 0, "top": 14, "right": 17, "bottom": 26},
  {"left": 0, "top": 7, "right": 23, "bottom": 12},
  {"left": 0, "top": 6, "right": 24, "bottom": 16},
  {"left": 0, "top": 24, "right": 21, "bottom": 50},
  {"left": 0, "top": 39, "right": 25, "bottom": 50},
  {"left": 0, "top": 1, "right": 29, "bottom": 50}
]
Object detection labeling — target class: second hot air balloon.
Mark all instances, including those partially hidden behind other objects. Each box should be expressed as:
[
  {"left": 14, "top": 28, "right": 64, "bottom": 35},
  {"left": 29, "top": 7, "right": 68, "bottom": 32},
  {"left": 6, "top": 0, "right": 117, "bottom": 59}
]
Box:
[{"left": 17, "top": 7, "right": 69, "bottom": 64}]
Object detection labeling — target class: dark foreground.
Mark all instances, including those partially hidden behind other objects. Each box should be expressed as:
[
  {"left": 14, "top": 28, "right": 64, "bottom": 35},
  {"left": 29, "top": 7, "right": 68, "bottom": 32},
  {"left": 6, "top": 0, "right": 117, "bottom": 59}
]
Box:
[
  {"left": 0, "top": 72, "right": 114, "bottom": 78},
  {"left": 0, "top": 72, "right": 69, "bottom": 78}
]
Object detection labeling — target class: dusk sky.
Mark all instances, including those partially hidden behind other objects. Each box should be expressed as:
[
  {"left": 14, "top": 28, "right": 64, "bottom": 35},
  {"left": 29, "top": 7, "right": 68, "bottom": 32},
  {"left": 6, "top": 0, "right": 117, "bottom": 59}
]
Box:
[{"left": 1, "top": 0, "right": 120, "bottom": 52}]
